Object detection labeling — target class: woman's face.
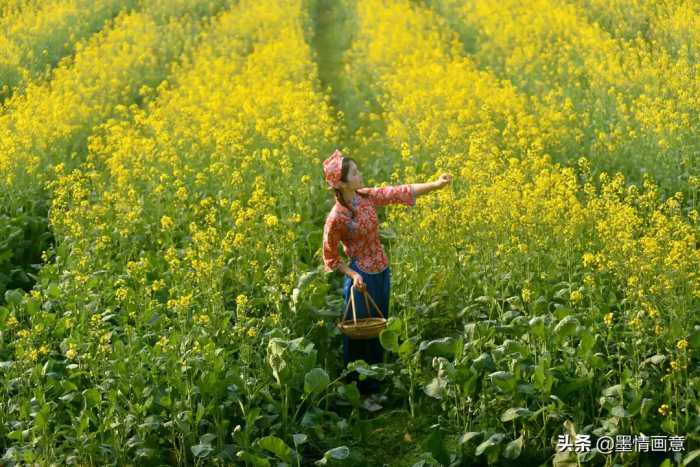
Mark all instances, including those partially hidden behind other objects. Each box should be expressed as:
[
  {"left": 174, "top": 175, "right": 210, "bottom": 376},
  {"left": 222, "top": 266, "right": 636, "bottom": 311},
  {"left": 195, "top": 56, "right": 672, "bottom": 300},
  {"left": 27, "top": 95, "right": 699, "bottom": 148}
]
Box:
[{"left": 342, "top": 161, "right": 363, "bottom": 190}]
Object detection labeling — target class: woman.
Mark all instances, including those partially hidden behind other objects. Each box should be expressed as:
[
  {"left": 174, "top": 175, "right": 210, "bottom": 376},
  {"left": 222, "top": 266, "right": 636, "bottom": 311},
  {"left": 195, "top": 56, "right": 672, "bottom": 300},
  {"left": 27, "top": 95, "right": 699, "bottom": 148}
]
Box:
[{"left": 321, "top": 148, "right": 452, "bottom": 397}]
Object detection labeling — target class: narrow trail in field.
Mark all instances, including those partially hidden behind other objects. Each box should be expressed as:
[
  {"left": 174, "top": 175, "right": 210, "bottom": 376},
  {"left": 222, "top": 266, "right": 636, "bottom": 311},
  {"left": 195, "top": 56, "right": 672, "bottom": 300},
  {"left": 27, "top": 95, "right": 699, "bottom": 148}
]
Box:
[
  {"left": 308, "top": 3, "right": 435, "bottom": 465},
  {"left": 309, "top": 0, "right": 399, "bottom": 181},
  {"left": 309, "top": 0, "right": 355, "bottom": 144}
]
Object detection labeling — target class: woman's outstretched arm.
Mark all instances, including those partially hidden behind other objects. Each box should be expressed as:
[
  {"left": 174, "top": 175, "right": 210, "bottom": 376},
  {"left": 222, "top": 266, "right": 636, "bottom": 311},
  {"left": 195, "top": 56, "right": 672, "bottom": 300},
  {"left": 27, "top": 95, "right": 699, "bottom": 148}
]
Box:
[{"left": 411, "top": 173, "right": 453, "bottom": 197}]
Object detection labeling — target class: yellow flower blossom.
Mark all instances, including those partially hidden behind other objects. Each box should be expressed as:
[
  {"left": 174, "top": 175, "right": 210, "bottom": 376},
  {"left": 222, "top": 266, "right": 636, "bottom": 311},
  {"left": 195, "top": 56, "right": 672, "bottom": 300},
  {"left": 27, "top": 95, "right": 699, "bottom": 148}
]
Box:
[
  {"left": 176, "top": 186, "right": 188, "bottom": 201},
  {"left": 194, "top": 314, "right": 210, "bottom": 326},
  {"left": 236, "top": 294, "right": 249, "bottom": 308},
  {"left": 604, "top": 312, "right": 614, "bottom": 327},
  {"left": 156, "top": 336, "right": 169, "bottom": 349},
  {"left": 115, "top": 287, "right": 129, "bottom": 301},
  {"left": 264, "top": 214, "right": 278, "bottom": 227},
  {"left": 161, "top": 215, "right": 174, "bottom": 230},
  {"left": 65, "top": 345, "right": 78, "bottom": 360},
  {"left": 569, "top": 290, "right": 583, "bottom": 304}
]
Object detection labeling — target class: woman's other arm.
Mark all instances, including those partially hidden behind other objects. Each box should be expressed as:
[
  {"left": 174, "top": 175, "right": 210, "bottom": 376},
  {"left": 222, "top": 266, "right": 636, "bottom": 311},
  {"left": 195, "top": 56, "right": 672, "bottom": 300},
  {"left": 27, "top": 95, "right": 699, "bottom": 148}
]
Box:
[{"left": 321, "top": 215, "right": 366, "bottom": 289}]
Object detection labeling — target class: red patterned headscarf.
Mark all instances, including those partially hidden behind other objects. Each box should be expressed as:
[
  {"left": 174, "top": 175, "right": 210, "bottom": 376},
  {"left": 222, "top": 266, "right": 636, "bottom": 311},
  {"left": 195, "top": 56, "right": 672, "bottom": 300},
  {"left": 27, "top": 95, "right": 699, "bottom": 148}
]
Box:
[{"left": 323, "top": 148, "right": 344, "bottom": 189}]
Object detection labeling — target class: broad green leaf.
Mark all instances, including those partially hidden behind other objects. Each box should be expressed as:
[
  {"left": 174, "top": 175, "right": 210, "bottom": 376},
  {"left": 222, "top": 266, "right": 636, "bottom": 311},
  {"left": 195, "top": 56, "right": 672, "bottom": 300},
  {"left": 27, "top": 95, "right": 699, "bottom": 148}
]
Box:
[
  {"left": 418, "top": 337, "right": 457, "bottom": 359},
  {"left": 489, "top": 371, "right": 516, "bottom": 393},
  {"left": 602, "top": 384, "right": 623, "bottom": 397},
  {"left": 379, "top": 329, "right": 399, "bottom": 353},
  {"left": 682, "top": 449, "right": 700, "bottom": 466},
  {"left": 35, "top": 404, "right": 50, "bottom": 431},
  {"left": 529, "top": 316, "right": 546, "bottom": 340},
  {"left": 237, "top": 450, "right": 271, "bottom": 467},
  {"left": 316, "top": 446, "right": 350, "bottom": 465},
  {"left": 501, "top": 407, "right": 532, "bottom": 422},
  {"left": 459, "top": 431, "right": 483, "bottom": 444},
  {"left": 191, "top": 444, "right": 213, "bottom": 458},
  {"left": 688, "top": 328, "right": 700, "bottom": 349},
  {"left": 611, "top": 405, "right": 629, "bottom": 418},
  {"left": 398, "top": 337, "right": 417, "bottom": 358},
  {"left": 337, "top": 383, "right": 361, "bottom": 407},
  {"left": 422, "top": 429, "right": 449, "bottom": 466},
  {"left": 258, "top": 435, "right": 293, "bottom": 463},
  {"left": 47, "top": 283, "right": 61, "bottom": 299},
  {"left": 424, "top": 376, "right": 447, "bottom": 399},
  {"left": 472, "top": 352, "right": 495, "bottom": 372},
  {"left": 503, "top": 435, "right": 523, "bottom": 459},
  {"left": 475, "top": 433, "right": 505, "bottom": 457},
  {"left": 643, "top": 354, "right": 665, "bottom": 366},
  {"left": 304, "top": 368, "right": 329, "bottom": 394},
  {"left": 83, "top": 388, "right": 101, "bottom": 408},
  {"left": 554, "top": 316, "right": 579, "bottom": 338},
  {"left": 4, "top": 289, "right": 23, "bottom": 306},
  {"left": 386, "top": 316, "right": 403, "bottom": 333},
  {"left": 293, "top": 433, "right": 308, "bottom": 446},
  {"left": 326, "top": 446, "right": 349, "bottom": 459}
]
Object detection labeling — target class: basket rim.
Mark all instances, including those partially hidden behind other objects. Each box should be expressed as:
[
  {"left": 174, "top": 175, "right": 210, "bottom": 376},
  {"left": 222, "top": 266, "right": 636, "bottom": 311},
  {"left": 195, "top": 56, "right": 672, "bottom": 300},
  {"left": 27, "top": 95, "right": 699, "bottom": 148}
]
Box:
[
  {"left": 337, "top": 318, "right": 387, "bottom": 338},
  {"left": 338, "top": 317, "right": 387, "bottom": 324}
]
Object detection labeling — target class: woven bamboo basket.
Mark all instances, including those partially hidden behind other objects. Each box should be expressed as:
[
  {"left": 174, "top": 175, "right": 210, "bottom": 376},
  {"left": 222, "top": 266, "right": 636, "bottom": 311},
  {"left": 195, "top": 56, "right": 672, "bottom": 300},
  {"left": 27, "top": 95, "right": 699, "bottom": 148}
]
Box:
[{"left": 337, "top": 284, "right": 387, "bottom": 339}]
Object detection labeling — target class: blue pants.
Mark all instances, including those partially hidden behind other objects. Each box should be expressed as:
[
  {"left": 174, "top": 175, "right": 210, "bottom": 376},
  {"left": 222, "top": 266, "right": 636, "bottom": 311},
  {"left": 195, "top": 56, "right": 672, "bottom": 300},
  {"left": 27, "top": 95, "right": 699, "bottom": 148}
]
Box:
[{"left": 342, "top": 259, "right": 391, "bottom": 395}]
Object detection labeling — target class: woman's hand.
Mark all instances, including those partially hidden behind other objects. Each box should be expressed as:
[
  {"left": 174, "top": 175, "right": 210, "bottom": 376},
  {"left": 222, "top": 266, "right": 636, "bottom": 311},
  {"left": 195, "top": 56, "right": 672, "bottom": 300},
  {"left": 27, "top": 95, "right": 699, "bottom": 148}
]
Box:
[
  {"left": 351, "top": 272, "right": 366, "bottom": 292},
  {"left": 435, "top": 173, "right": 453, "bottom": 188}
]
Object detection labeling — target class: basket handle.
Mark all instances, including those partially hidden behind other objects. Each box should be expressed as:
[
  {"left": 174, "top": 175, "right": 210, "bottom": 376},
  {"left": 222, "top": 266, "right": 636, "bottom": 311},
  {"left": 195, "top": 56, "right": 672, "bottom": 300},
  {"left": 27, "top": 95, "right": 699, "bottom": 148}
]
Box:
[
  {"left": 341, "top": 284, "right": 358, "bottom": 324},
  {"left": 341, "top": 284, "right": 385, "bottom": 322},
  {"left": 363, "top": 288, "right": 385, "bottom": 319}
]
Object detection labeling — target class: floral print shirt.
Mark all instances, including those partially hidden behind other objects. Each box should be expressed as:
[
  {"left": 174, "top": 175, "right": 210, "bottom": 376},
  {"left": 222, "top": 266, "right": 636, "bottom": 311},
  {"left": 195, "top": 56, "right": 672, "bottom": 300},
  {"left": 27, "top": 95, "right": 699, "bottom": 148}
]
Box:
[{"left": 322, "top": 184, "right": 416, "bottom": 274}]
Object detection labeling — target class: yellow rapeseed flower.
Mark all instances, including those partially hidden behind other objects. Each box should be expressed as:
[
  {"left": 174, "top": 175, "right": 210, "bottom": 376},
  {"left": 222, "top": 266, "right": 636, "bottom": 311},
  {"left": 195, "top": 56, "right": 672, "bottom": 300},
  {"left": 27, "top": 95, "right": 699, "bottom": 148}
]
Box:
[
  {"left": 176, "top": 186, "right": 188, "bottom": 201},
  {"left": 669, "top": 360, "right": 680, "bottom": 372},
  {"left": 115, "top": 287, "right": 128, "bottom": 301},
  {"left": 156, "top": 336, "right": 168, "bottom": 348},
  {"left": 194, "top": 314, "right": 210, "bottom": 326},
  {"left": 582, "top": 252, "right": 596, "bottom": 267},
  {"left": 236, "top": 294, "right": 249, "bottom": 308},
  {"left": 570, "top": 290, "right": 583, "bottom": 303},
  {"left": 603, "top": 312, "right": 614, "bottom": 327},
  {"left": 264, "top": 214, "right": 278, "bottom": 227},
  {"left": 161, "top": 215, "right": 174, "bottom": 230}
]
